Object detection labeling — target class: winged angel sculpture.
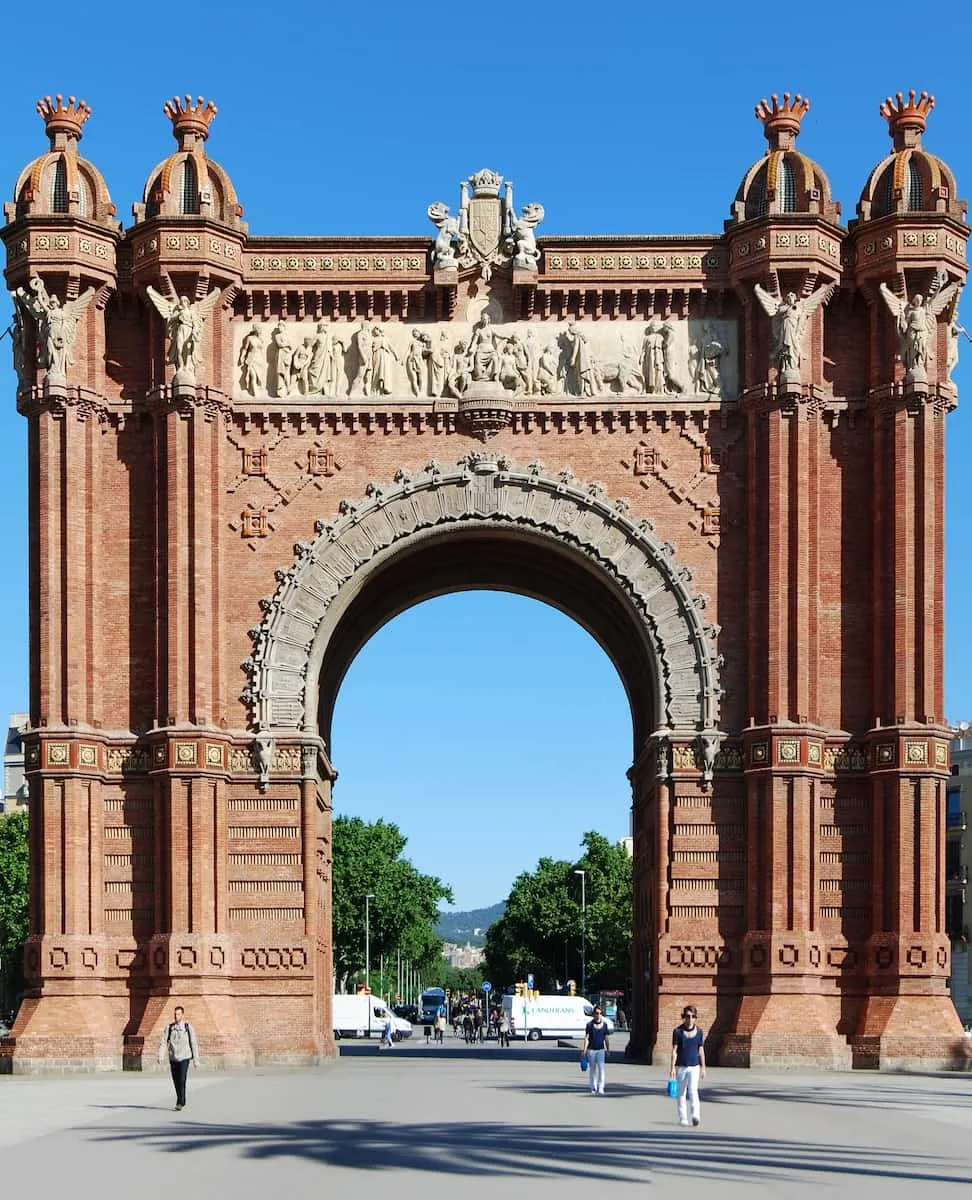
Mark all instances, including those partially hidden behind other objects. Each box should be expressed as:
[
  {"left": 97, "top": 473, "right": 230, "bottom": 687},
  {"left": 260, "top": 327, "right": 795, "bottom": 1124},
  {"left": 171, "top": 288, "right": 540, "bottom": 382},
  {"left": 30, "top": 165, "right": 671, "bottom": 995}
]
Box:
[
  {"left": 146, "top": 285, "right": 222, "bottom": 385},
  {"left": 753, "top": 282, "right": 835, "bottom": 380},
  {"left": 14, "top": 275, "right": 96, "bottom": 386},
  {"left": 878, "top": 277, "right": 961, "bottom": 379}
]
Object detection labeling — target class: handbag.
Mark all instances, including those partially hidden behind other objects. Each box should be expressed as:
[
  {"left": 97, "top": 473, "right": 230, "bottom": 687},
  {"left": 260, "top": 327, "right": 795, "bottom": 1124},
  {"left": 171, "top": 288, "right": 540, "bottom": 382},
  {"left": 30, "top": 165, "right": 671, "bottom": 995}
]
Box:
[
  {"left": 667, "top": 1077, "right": 679, "bottom": 1097},
  {"left": 580, "top": 1055, "right": 589, "bottom": 1071}
]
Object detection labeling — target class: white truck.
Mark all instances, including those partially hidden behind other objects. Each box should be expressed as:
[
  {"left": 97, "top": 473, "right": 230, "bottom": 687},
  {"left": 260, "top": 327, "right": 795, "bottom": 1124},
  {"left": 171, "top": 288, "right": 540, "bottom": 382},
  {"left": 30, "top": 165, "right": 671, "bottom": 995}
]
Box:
[
  {"left": 332, "top": 993, "right": 412, "bottom": 1040},
  {"left": 501, "top": 993, "right": 616, "bottom": 1041}
]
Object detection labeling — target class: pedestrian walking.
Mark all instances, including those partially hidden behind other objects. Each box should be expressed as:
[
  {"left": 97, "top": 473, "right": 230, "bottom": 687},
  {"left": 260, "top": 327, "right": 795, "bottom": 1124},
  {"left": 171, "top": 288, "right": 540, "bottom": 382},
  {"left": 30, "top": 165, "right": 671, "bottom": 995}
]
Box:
[
  {"left": 582, "top": 1005, "right": 610, "bottom": 1095},
  {"left": 157, "top": 1005, "right": 199, "bottom": 1111},
  {"left": 434, "top": 1007, "right": 446, "bottom": 1044},
  {"left": 497, "top": 1007, "right": 511, "bottom": 1048},
  {"left": 379, "top": 1014, "right": 395, "bottom": 1051},
  {"left": 670, "top": 1004, "right": 706, "bottom": 1127}
]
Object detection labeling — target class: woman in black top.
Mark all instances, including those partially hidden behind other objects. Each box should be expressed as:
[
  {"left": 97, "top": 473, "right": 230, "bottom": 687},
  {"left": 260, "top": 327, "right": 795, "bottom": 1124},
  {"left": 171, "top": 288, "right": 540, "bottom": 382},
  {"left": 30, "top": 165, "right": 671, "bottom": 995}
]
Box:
[{"left": 669, "top": 1004, "right": 706, "bottom": 1126}]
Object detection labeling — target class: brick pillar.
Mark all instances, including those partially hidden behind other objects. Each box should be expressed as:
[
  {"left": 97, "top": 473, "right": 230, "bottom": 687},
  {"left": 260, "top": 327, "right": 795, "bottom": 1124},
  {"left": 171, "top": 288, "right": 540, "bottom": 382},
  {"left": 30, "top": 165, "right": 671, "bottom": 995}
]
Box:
[
  {"left": 854, "top": 392, "right": 962, "bottom": 1069},
  {"left": 627, "top": 738, "right": 664, "bottom": 1060},
  {"left": 719, "top": 389, "right": 851, "bottom": 1067},
  {"left": 3, "top": 402, "right": 116, "bottom": 1072}
]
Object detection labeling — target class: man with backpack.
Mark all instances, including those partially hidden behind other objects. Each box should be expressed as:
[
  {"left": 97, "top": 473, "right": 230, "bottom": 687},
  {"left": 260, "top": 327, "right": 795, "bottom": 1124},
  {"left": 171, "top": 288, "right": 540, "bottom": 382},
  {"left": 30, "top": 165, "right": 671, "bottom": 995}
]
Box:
[{"left": 157, "top": 1005, "right": 200, "bottom": 1111}]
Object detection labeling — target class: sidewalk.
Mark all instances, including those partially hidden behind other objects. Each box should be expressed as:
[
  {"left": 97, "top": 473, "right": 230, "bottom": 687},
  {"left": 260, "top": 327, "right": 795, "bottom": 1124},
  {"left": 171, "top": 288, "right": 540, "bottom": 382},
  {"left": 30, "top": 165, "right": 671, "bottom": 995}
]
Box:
[{"left": 1, "top": 1039, "right": 970, "bottom": 1198}]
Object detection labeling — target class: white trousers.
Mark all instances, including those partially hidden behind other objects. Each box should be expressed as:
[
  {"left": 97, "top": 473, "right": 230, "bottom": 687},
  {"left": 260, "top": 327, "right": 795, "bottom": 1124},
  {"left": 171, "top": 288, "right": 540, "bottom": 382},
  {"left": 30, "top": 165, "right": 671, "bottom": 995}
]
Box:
[
  {"left": 588, "top": 1049, "right": 606, "bottom": 1092},
  {"left": 675, "top": 1064, "right": 701, "bottom": 1122}
]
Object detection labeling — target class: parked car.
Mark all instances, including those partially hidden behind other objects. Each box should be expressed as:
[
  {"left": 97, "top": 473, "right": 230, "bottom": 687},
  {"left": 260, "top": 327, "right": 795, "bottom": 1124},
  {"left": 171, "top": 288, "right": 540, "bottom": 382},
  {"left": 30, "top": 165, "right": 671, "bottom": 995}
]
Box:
[{"left": 392, "top": 1003, "right": 419, "bottom": 1024}]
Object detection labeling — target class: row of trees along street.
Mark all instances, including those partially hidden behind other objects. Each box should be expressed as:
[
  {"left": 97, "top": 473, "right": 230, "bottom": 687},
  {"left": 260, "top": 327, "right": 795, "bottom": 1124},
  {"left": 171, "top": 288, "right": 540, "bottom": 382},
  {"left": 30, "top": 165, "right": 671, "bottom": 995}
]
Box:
[{"left": 483, "top": 831, "right": 633, "bottom": 994}]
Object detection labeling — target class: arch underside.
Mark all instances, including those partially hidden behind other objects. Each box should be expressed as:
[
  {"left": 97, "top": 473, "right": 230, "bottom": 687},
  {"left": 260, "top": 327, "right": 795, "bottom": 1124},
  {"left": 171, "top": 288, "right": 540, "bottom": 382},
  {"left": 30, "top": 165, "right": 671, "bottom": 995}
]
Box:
[{"left": 246, "top": 456, "right": 722, "bottom": 754}]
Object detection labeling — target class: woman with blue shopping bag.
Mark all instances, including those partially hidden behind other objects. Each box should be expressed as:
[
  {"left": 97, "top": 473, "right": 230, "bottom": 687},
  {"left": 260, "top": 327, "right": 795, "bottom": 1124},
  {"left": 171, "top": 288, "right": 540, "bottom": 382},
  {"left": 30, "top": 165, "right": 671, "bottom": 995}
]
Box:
[
  {"left": 581, "top": 1005, "right": 610, "bottom": 1095},
  {"left": 670, "top": 1005, "right": 706, "bottom": 1126}
]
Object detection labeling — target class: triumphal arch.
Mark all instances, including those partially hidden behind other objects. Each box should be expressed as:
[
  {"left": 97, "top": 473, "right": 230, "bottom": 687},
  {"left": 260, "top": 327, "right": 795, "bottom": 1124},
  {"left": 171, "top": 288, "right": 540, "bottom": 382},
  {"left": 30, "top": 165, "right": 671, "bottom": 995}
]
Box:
[{"left": 2, "top": 89, "right": 968, "bottom": 1071}]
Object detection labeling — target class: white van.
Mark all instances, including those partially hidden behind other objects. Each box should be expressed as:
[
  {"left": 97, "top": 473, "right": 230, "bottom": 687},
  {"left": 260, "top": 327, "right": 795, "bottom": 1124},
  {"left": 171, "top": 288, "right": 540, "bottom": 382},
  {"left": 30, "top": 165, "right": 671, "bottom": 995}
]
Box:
[
  {"left": 332, "top": 993, "right": 405, "bottom": 1040},
  {"left": 501, "top": 994, "right": 616, "bottom": 1041}
]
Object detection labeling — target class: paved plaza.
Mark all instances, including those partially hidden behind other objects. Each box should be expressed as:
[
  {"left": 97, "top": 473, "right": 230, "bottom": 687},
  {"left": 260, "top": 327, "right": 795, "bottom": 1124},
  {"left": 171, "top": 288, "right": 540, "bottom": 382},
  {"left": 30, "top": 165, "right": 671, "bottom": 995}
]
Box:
[{"left": 1, "top": 1035, "right": 971, "bottom": 1198}]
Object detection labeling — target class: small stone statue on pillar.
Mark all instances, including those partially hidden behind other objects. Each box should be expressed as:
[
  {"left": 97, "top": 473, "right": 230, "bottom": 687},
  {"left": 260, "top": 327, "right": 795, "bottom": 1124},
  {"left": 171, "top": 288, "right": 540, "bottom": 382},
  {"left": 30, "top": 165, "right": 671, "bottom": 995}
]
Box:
[
  {"left": 14, "top": 275, "right": 96, "bottom": 391},
  {"left": 879, "top": 278, "right": 960, "bottom": 387},
  {"left": 146, "top": 284, "right": 222, "bottom": 388},
  {"left": 753, "top": 282, "right": 834, "bottom": 388}
]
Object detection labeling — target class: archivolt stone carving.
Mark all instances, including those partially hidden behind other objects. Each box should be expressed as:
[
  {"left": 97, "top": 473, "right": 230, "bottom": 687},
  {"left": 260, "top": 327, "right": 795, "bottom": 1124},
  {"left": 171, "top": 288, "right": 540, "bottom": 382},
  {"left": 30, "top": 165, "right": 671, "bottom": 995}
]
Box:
[{"left": 242, "top": 456, "right": 722, "bottom": 741}]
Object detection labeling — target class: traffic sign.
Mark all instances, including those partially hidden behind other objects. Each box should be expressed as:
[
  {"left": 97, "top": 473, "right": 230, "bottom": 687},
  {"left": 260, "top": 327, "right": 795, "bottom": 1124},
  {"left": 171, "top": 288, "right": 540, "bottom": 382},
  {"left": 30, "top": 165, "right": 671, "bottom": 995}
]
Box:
[
  {"left": 527, "top": 973, "right": 534, "bottom": 989},
  {"left": 482, "top": 980, "right": 492, "bottom": 993}
]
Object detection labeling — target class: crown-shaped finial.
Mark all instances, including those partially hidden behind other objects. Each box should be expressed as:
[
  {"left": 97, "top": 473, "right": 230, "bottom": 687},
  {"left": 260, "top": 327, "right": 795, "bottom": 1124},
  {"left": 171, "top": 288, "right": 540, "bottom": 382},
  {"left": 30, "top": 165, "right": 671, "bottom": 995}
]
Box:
[
  {"left": 880, "top": 90, "right": 934, "bottom": 149},
  {"left": 163, "top": 94, "right": 218, "bottom": 145},
  {"left": 36, "top": 94, "right": 91, "bottom": 145},
  {"left": 754, "top": 92, "right": 810, "bottom": 151}
]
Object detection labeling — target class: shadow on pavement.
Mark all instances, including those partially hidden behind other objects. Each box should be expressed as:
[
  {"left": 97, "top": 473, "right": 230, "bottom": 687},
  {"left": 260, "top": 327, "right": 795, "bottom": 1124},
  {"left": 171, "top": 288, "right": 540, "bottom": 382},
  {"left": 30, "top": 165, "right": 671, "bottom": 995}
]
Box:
[
  {"left": 88, "top": 1119, "right": 972, "bottom": 1184},
  {"left": 699, "top": 1082, "right": 972, "bottom": 1112}
]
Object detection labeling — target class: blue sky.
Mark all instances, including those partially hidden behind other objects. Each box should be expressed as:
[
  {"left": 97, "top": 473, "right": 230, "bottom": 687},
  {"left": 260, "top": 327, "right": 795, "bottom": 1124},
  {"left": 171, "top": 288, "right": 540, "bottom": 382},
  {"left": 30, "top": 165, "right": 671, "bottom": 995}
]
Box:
[{"left": 1, "top": 2, "right": 970, "bottom": 907}]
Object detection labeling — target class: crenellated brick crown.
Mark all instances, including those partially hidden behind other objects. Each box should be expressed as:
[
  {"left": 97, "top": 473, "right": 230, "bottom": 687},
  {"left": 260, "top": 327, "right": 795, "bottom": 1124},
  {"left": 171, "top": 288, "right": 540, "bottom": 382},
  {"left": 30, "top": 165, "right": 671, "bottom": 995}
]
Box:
[
  {"left": 880, "top": 89, "right": 934, "bottom": 149},
  {"left": 755, "top": 92, "right": 810, "bottom": 151},
  {"left": 163, "top": 94, "right": 218, "bottom": 144},
  {"left": 36, "top": 94, "right": 91, "bottom": 145}
]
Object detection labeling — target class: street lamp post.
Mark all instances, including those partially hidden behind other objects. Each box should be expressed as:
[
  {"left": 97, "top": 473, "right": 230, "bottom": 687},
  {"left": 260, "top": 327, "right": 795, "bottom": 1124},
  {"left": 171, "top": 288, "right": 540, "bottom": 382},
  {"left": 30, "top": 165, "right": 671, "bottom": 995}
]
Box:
[
  {"left": 365, "top": 893, "right": 375, "bottom": 989},
  {"left": 574, "top": 869, "right": 587, "bottom": 998}
]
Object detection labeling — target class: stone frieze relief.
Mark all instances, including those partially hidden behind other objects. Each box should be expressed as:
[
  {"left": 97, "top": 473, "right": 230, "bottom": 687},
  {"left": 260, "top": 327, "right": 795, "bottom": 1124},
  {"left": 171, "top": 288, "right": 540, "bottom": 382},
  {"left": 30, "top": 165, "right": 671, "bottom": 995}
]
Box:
[{"left": 233, "top": 316, "right": 738, "bottom": 403}]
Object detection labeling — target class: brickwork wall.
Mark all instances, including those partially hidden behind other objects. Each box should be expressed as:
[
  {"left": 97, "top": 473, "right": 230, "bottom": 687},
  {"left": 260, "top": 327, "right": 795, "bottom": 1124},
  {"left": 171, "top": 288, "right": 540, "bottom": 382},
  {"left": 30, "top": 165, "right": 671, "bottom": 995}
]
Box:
[{"left": 3, "top": 95, "right": 969, "bottom": 1072}]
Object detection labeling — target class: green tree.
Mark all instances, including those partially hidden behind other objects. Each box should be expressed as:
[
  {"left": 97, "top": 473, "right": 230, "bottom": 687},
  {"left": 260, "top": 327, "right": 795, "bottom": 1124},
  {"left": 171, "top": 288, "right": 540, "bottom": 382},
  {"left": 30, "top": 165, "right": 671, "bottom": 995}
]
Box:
[
  {"left": 484, "top": 831, "right": 632, "bottom": 994},
  {"left": 0, "top": 811, "right": 29, "bottom": 1010},
  {"left": 331, "top": 815, "right": 453, "bottom": 991}
]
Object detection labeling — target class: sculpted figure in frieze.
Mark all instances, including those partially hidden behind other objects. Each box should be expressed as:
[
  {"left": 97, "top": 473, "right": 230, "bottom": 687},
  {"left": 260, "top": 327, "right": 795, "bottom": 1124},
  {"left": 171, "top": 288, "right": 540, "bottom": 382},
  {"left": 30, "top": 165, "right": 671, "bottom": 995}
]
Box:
[
  {"left": 308, "top": 321, "right": 345, "bottom": 396},
  {"left": 449, "top": 340, "right": 471, "bottom": 395},
  {"left": 15, "top": 275, "right": 96, "bottom": 387},
  {"left": 268, "top": 320, "right": 294, "bottom": 398},
  {"left": 753, "top": 282, "right": 834, "bottom": 383},
  {"left": 349, "top": 320, "right": 373, "bottom": 396},
  {"left": 564, "top": 321, "right": 602, "bottom": 396},
  {"left": 879, "top": 275, "right": 960, "bottom": 383},
  {"left": 428, "top": 332, "right": 452, "bottom": 398},
  {"left": 691, "top": 323, "right": 728, "bottom": 397},
  {"left": 146, "top": 285, "right": 221, "bottom": 387},
  {"left": 369, "top": 325, "right": 400, "bottom": 395},
  {"left": 641, "top": 318, "right": 684, "bottom": 395},
  {"left": 292, "top": 336, "right": 313, "bottom": 394},
  {"left": 406, "top": 329, "right": 429, "bottom": 396},
  {"left": 238, "top": 324, "right": 266, "bottom": 395},
  {"left": 468, "top": 312, "right": 499, "bottom": 381}
]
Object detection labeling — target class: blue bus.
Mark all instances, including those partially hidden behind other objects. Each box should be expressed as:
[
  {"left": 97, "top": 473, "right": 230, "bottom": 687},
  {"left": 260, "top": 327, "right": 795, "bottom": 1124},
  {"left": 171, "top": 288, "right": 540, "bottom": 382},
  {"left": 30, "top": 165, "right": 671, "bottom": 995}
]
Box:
[{"left": 420, "top": 987, "right": 447, "bottom": 1026}]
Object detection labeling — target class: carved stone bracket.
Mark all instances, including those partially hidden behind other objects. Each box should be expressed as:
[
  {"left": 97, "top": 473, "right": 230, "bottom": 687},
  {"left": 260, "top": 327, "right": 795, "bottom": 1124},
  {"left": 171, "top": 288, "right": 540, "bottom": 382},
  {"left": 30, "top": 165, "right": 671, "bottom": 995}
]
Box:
[{"left": 242, "top": 456, "right": 722, "bottom": 738}]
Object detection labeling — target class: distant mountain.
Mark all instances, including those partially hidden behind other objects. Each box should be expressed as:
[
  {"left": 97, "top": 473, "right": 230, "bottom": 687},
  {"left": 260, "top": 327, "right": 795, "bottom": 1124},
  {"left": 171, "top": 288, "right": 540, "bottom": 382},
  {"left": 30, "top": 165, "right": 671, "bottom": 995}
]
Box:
[{"left": 437, "top": 902, "right": 505, "bottom": 948}]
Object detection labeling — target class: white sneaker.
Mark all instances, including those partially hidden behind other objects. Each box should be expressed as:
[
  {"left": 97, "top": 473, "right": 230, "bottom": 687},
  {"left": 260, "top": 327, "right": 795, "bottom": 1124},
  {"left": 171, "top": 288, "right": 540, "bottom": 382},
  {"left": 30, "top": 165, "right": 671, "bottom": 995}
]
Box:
[{"left": 678, "top": 1119, "right": 690, "bottom": 1126}]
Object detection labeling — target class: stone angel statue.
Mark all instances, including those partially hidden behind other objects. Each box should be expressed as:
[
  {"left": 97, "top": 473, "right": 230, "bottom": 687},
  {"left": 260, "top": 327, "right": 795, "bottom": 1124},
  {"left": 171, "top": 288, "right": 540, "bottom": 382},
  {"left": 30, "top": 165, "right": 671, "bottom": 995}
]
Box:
[
  {"left": 146, "top": 285, "right": 222, "bottom": 385},
  {"left": 879, "top": 276, "right": 961, "bottom": 379},
  {"left": 427, "top": 202, "right": 463, "bottom": 270},
  {"left": 14, "top": 275, "right": 96, "bottom": 386},
  {"left": 753, "top": 282, "right": 835, "bottom": 380}
]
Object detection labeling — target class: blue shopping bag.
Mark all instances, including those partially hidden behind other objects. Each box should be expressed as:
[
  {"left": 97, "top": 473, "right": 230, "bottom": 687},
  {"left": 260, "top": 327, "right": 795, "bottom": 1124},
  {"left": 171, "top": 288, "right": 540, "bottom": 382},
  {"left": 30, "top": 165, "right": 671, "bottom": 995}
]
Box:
[
  {"left": 580, "top": 1055, "right": 589, "bottom": 1072},
  {"left": 667, "top": 1078, "right": 678, "bottom": 1097}
]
